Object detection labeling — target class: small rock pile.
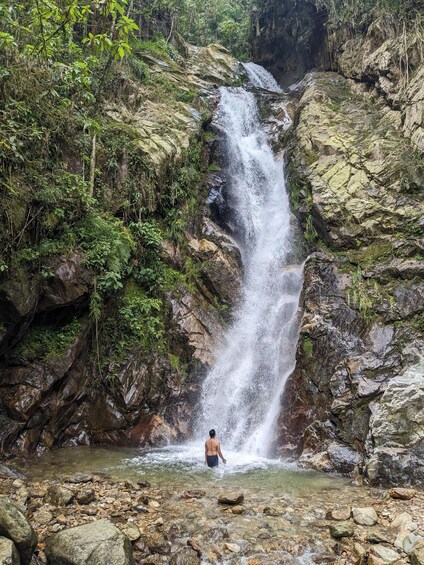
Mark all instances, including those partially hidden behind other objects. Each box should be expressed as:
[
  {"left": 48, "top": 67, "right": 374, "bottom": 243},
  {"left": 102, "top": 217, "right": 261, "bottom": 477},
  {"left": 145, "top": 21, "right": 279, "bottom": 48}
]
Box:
[{"left": 327, "top": 488, "right": 424, "bottom": 565}]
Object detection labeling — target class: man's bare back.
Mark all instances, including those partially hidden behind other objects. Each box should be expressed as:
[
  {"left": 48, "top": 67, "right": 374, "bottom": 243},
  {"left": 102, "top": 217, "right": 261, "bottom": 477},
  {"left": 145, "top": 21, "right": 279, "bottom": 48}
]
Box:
[{"left": 205, "top": 429, "right": 226, "bottom": 467}]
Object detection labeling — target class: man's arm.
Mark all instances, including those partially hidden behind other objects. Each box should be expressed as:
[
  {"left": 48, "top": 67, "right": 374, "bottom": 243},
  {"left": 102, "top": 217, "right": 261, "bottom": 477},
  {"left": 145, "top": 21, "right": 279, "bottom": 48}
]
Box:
[
  {"left": 218, "top": 442, "right": 226, "bottom": 464},
  {"left": 204, "top": 442, "right": 208, "bottom": 465}
]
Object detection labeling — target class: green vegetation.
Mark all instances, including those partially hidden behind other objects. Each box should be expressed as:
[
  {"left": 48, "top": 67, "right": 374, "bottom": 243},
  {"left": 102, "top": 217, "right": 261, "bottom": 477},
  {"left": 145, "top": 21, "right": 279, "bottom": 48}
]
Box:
[
  {"left": 315, "top": 0, "right": 424, "bottom": 27},
  {"left": 0, "top": 0, "right": 244, "bottom": 380},
  {"left": 15, "top": 319, "right": 83, "bottom": 364},
  {"left": 302, "top": 336, "right": 314, "bottom": 358}
]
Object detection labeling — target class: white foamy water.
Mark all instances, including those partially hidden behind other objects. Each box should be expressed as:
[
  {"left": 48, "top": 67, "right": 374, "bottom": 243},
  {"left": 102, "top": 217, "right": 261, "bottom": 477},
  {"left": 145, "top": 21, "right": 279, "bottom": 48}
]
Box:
[
  {"left": 243, "top": 61, "right": 283, "bottom": 93},
  {"left": 193, "top": 68, "right": 303, "bottom": 457}
]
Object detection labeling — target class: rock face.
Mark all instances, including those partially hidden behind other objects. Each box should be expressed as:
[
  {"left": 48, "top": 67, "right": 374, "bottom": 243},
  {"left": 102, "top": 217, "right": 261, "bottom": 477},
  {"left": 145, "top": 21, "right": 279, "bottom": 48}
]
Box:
[
  {"left": 0, "top": 497, "right": 37, "bottom": 565},
  {"left": 0, "top": 40, "right": 243, "bottom": 456},
  {"left": 45, "top": 520, "right": 134, "bottom": 565},
  {"left": 277, "top": 69, "right": 424, "bottom": 483}
]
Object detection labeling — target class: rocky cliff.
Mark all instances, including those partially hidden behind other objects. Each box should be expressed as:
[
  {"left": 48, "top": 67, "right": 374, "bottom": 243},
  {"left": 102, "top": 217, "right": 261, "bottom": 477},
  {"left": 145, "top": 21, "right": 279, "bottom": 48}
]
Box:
[
  {"left": 254, "top": 1, "right": 424, "bottom": 484},
  {"left": 0, "top": 42, "right": 243, "bottom": 456}
]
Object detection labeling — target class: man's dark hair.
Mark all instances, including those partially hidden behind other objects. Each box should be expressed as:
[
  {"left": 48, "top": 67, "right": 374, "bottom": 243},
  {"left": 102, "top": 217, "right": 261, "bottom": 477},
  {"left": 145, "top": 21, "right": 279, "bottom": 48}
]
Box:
[{"left": 209, "top": 429, "right": 216, "bottom": 438}]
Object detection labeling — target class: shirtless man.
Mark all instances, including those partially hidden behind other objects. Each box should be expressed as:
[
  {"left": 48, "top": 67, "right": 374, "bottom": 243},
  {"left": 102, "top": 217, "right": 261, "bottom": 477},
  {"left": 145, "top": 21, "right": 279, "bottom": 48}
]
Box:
[{"left": 205, "top": 429, "right": 226, "bottom": 467}]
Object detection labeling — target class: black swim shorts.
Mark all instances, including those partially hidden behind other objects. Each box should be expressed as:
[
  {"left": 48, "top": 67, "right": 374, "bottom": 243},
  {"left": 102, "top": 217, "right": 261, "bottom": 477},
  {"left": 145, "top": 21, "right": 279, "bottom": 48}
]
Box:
[{"left": 206, "top": 455, "right": 219, "bottom": 468}]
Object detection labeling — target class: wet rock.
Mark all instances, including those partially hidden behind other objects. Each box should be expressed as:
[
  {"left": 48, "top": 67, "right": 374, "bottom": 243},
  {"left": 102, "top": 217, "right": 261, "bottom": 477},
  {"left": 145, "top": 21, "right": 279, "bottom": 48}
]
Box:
[
  {"left": 0, "top": 466, "right": 25, "bottom": 480},
  {"left": 231, "top": 506, "right": 244, "bottom": 515},
  {"left": 411, "top": 542, "right": 424, "bottom": 565},
  {"left": 187, "top": 229, "right": 242, "bottom": 305},
  {"left": 369, "top": 545, "right": 401, "bottom": 564},
  {"left": 169, "top": 547, "right": 200, "bottom": 565},
  {"left": 45, "top": 485, "right": 74, "bottom": 507},
  {"left": 389, "top": 488, "right": 416, "bottom": 500},
  {"left": 75, "top": 489, "right": 95, "bottom": 505},
  {"left": 67, "top": 474, "right": 93, "bottom": 484},
  {"left": 263, "top": 507, "right": 281, "bottom": 517},
  {"left": 143, "top": 533, "right": 171, "bottom": 555},
  {"left": 327, "top": 507, "right": 351, "bottom": 521},
  {"left": 352, "top": 507, "right": 378, "bottom": 526},
  {"left": 45, "top": 520, "right": 134, "bottom": 565},
  {"left": 327, "top": 442, "right": 361, "bottom": 474},
  {"left": 329, "top": 522, "right": 354, "bottom": 539},
  {"left": 0, "top": 536, "right": 20, "bottom": 565},
  {"left": 181, "top": 491, "right": 206, "bottom": 500},
  {"left": 218, "top": 493, "right": 244, "bottom": 505},
  {"left": 0, "top": 496, "right": 37, "bottom": 565}
]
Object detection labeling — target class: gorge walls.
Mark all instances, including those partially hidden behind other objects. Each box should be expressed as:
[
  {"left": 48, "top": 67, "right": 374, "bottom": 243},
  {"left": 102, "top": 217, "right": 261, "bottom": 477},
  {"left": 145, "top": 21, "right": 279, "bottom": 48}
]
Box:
[
  {"left": 0, "top": 43, "right": 244, "bottom": 457},
  {"left": 253, "top": 1, "right": 424, "bottom": 483}
]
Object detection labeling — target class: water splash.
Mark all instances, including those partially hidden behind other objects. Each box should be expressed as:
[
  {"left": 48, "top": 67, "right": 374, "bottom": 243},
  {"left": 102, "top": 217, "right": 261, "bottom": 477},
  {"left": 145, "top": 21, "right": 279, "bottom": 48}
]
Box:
[
  {"left": 243, "top": 62, "right": 283, "bottom": 93},
  {"left": 194, "top": 67, "right": 303, "bottom": 457}
]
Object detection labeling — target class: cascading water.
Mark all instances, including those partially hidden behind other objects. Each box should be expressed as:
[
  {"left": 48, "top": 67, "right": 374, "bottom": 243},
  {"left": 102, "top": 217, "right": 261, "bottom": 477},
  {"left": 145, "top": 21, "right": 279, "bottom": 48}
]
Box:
[{"left": 194, "top": 64, "right": 304, "bottom": 457}]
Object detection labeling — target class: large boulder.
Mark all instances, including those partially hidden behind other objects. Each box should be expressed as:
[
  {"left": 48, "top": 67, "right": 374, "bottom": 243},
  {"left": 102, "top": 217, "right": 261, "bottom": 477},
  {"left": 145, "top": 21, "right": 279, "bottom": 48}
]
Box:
[
  {"left": 45, "top": 520, "right": 134, "bottom": 565},
  {"left": 366, "top": 361, "right": 424, "bottom": 484},
  {"left": 0, "top": 497, "right": 37, "bottom": 565}
]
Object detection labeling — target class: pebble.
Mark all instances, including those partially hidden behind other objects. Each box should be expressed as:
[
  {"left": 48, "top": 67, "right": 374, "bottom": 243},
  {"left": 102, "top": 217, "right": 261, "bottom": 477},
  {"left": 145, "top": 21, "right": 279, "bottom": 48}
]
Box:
[
  {"left": 352, "top": 506, "right": 378, "bottom": 526},
  {"left": 218, "top": 493, "right": 244, "bottom": 505},
  {"left": 225, "top": 542, "right": 241, "bottom": 553},
  {"left": 330, "top": 521, "right": 355, "bottom": 538},
  {"left": 389, "top": 488, "right": 416, "bottom": 500},
  {"left": 369, "top": 544, "right": 401, "bottom": 564}
]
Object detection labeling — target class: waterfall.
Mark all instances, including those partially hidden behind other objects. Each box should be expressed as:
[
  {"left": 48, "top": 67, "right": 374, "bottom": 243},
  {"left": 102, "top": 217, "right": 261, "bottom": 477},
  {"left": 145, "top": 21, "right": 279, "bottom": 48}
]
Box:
[
  {"left": 242, "top": 62, "right": 283, "bottom": 93},
  {"left": 194, "top": 66, "right": 303, "bottom": 457}
]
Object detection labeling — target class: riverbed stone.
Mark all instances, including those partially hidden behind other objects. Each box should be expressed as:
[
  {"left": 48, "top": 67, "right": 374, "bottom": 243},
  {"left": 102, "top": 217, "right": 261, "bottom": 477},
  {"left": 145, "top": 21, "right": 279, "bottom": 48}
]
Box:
[
  {"left": 403, "top": 534, "right": 424, "bottom": 555},
  {"left": 390, "top": 513, "right": 417, "bottom": 532},
  {"left": 389, "top": 488, "right": 416, "bottom": 500},
  {"left": 352, "top": 507, "right": 378, "bottom": 526},
  {"left": 411, "top": 542, "right": 424, "bottom": 565},
  {"left": 45, "top": 520, "right": 134, "bottom": 565},
  {"left": 329, "top": 521, "right": 354, "bottom": 539},
  {"left": 45, "top": 485, "right": 74, "bottom": 507},
  {"left": 218, "top": 493, "right": 244, "bottom": 505},
  {"left": 0, "top": 497, "right": 37, "bottom": 565},
  {"left": 75, "top": 488, "right": 95, "bottom": 505},
  {"left": 120, "top": 523, "right": 141, "bottom": 542},
  {"left": 169, "top": 547, "right": 200, "bottom": 565},
  {"left": 143, "top": 532, "right": 171, "bottom": 555},
  {"left": 0, "top": 536, "right": 20, "bottom": 565},
  {"left": 369, "top": 545, "right": 401, "bottom": 564},
  {"left": 328, "top": 507, "right": 351, "bottom": 521}
]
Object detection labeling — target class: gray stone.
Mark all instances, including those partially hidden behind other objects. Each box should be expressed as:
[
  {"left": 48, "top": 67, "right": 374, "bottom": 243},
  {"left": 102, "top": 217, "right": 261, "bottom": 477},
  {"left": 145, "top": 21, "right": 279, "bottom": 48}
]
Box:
[
  {"left": 352, "top": 507, "right": 378, "bottom": 526},
  {"left": 328, "top": 507, "right": 351, "bottom": 521},
  {"left": 0, "top": 497, "right": 37, "bottom": 565},
  {"left": 329, "top": 521, "right": 354, "bottom": 539},
  {"left": 169, "top": 548, "right": 200, "bottom": 565},
  {"left": 0, "top": 466, "right": 24, "bottom": 481},
  {"left": 0, "top": 536, "right": 20, "bottom": 565},
  {"left": 120, "top": 524, "right": 140, "bottom": 542},
  {"left": 45, "top": 520, "right": 134, "bottom": 565},
  {"left": 45, "top": 486, "right": 74, "bottom": 507},
  {"left": 369, "top": 545, "right": 401, "bottom": 564},
  {"left": 75, "top": 489, "right": 95, "bottom": 505},
  {"left": 411, "top": 542, "right": 424, "bottom": 565},
  {"left": 218, "top": 493, "right": 244, "bottom": 505},
  {"left": 403, "top": 534, "right": 424, "bottom": 555}
]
